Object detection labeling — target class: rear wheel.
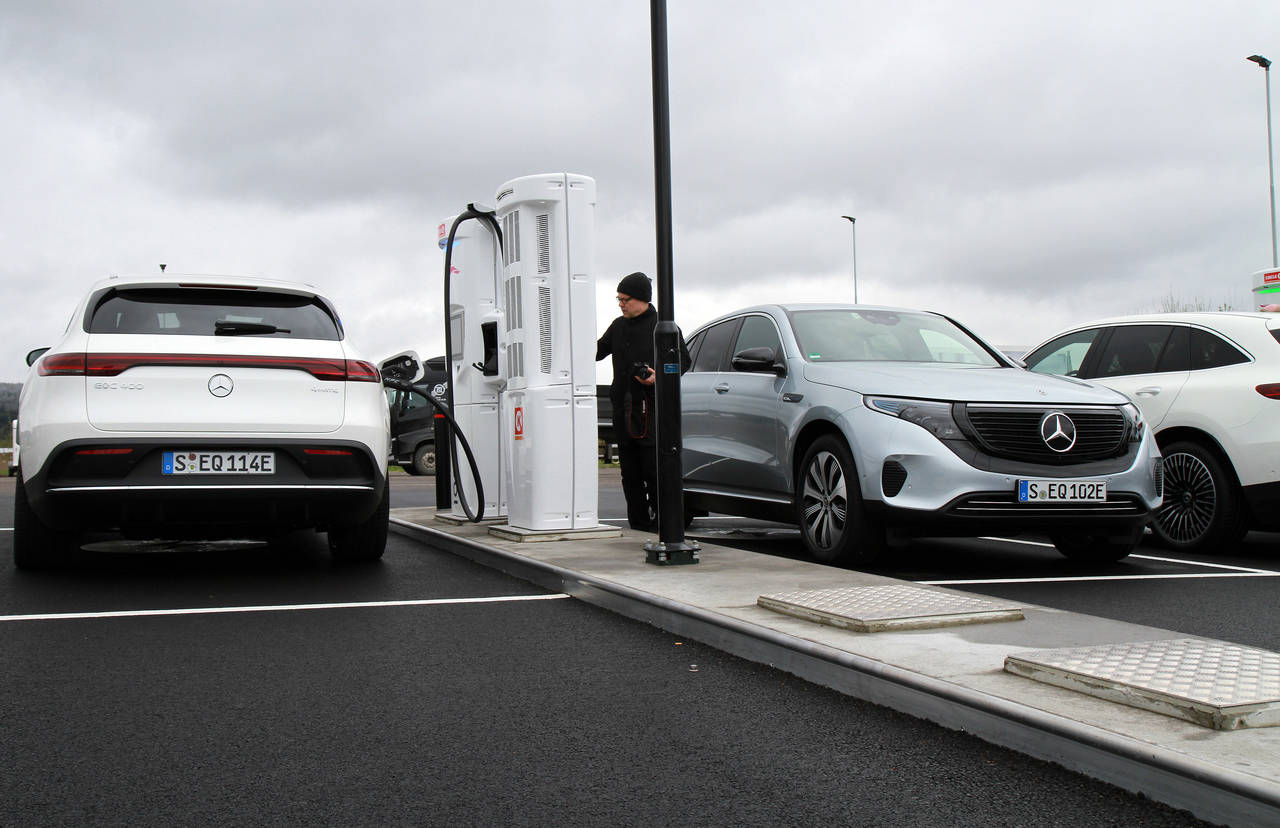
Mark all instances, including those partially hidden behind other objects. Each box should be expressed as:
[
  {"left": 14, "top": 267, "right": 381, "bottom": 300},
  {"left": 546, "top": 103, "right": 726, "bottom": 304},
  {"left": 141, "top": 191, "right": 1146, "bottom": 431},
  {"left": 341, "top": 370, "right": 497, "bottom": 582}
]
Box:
[
  {"left": 1151, "top": 441, "right": 1247, "bottom": 553},
  {"left": 795, "top": 435, "right": 884, "bottom": 565},
  {"left": 13, "top": 475, "right": 76, "bottom": 570},
  {"left": 329, "top": 484, "right": 389, "bottom": 562},
  {"left": 1050, "top": 531, "right": 1140, "bottom": 562},
  {"left": 412, "top": 443, "right": 436, "bottom": 476}
]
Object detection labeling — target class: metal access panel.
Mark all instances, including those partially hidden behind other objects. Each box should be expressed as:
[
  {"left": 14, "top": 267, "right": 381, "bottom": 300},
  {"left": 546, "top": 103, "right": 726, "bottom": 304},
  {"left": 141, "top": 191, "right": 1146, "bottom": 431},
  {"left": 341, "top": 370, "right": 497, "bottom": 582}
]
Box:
[
  {"left": 448, "top": 402, "right": 506, "bottom": 520},
  {"left": 493, "top": 173, "right": 597, "bottom": 396},
  {"left": 1005, "top": 638, "right": 1280, "bottom": 730},
  {"left": 504, "top": 385, "right": 598, "bottom": 530},
  {"left": 757, "top": 585, "right": 1025, "bottom": 633}
]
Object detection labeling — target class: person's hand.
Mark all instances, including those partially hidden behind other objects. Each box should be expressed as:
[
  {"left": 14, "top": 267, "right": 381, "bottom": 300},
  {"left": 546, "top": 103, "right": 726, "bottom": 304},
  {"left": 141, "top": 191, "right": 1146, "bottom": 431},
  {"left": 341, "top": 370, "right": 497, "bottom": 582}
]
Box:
[
  {"left": 1261, "top": 304, "right": 1280, "bottom": 313},
  {"left": 637, "top": 367, "right": 656, "bottom": 386}
]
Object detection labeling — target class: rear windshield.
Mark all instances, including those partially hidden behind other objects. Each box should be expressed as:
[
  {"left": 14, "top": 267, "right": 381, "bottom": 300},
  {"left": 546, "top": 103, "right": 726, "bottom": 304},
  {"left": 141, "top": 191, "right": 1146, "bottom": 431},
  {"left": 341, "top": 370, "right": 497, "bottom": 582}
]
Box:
[
  {"left": 787, "top": 308, "right": 1001, "bottom": 366},
  {"left": 87, "top": 288, "right": 342, "bottom": 340}
]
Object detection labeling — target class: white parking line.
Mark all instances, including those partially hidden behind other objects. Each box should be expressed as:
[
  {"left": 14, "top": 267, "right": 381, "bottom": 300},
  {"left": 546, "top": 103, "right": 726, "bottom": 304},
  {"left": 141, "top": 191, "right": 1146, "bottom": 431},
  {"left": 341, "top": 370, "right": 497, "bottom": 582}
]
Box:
[
  {"left": 0, "top": 593, "right": 571, "bottom": 623},
  {"left": 921, "top": 537, "right": 1280, "bottom": 584}
]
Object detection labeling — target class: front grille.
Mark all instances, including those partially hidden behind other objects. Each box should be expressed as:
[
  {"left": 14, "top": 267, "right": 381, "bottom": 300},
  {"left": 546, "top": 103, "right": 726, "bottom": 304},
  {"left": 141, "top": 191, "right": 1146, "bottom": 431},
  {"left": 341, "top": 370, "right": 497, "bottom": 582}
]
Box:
[
  {"left": 960, "top": 405, "right": 1127, "bottom": 464},
  {"left": 947, "top": 491, "right": 1147, "bottom": 518}
]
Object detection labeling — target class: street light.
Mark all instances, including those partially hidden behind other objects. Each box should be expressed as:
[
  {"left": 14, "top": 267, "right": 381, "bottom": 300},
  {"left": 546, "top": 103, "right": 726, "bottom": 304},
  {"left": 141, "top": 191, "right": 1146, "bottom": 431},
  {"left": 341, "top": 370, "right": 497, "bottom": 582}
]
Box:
[
  {"left": 1247, "top": 54, "right": 1277, "bottom": 267},
  {"left": 840, "top": 215, "right": 858, "bottom": 303}
]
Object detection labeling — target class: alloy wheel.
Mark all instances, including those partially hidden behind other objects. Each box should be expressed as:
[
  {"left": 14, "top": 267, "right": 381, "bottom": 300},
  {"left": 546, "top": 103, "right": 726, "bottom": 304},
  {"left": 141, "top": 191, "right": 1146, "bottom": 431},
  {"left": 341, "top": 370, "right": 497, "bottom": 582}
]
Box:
[
  {"left": 1156, "top": 450, "right": 1216, "bottom": 545},
  {"left": 801, "top": 450, "right": 848, "bottom": 551}
]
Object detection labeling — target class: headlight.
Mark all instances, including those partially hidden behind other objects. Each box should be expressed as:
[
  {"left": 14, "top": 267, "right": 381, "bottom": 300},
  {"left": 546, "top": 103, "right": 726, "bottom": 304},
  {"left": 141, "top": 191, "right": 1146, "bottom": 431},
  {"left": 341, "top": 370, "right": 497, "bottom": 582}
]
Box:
[
  {"left": 865, "top": 396, "right": 964, "bottom": 440},
  {"left": 1122, "top": 402, "right": 1145, "bottom": 442}
]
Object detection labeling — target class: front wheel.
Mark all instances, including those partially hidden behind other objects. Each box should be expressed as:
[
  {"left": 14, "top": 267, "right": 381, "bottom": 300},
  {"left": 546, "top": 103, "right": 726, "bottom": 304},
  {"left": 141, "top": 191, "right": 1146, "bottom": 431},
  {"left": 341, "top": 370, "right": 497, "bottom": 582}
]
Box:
[
  {"left": 1150, "top": 441, "right": 1247, "bottom": 553},
  {"left": 1050, "top": 531, "right": 1140, "bottom": 562},
  {"left": 329, "top": 485, "right": 389, "bottom": 563},
  {"left": 795, "top": 435, "right": 884, "bottom": 565}
]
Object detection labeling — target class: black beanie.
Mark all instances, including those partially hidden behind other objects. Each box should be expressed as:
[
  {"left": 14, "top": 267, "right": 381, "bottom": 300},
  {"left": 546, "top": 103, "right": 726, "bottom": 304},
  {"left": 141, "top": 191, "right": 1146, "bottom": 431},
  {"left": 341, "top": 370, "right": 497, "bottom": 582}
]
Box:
[{"left": 617, "top": 272, "right": 652, "bottom": 304}]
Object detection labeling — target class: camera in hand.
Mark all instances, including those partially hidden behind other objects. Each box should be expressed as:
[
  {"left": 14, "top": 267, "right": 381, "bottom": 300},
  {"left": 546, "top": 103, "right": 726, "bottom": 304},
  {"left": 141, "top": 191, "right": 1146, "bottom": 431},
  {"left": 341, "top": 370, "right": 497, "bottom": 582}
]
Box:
[{"left": 631, "top": 362, "right": 651, "bottom": 379}]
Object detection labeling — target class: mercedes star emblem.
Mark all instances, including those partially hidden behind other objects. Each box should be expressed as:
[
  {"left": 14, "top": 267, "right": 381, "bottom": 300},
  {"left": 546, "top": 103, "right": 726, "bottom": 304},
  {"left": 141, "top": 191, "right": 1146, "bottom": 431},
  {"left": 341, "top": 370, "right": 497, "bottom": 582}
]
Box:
[
  {"left": 208, "top": 373, "right": 234, "bottom": 398},
  {"left": 1039, "top": 411, "right": 1077, "bottom": 453}
]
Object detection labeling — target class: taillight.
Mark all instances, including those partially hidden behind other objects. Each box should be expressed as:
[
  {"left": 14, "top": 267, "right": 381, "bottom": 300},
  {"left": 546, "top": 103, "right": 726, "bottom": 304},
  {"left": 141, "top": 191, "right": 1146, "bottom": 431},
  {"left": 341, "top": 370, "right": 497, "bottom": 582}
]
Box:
[
  {"left": 37, "top": 353, "right": 88, "bottom": 376},
  {"left": 40, "top": 352, "right": 373, "bottom": 381},
  {"left": 344, "top": 360, "right": 381, "bottom": 383},
  {"left": 304, "top": 449, "right": 353, "bottom": 456},
  {"left": 1256, "top": 384, "right": 1280, "bottom": 399},
  {"left": 75, "top": 448, "right": 134, "bottom": 456}
]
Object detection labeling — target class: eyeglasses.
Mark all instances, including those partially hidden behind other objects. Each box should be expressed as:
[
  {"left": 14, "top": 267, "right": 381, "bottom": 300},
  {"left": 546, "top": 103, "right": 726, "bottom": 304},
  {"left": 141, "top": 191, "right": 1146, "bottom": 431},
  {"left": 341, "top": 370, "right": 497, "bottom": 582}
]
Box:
[{"left": 616, "top": 295, "right": 632, "bottom": 304}]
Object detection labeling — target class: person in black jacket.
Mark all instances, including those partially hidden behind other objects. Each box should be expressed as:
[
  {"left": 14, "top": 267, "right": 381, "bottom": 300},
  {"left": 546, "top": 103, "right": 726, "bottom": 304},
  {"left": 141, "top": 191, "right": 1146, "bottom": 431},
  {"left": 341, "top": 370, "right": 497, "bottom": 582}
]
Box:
[{"left": 596, "top": 272, "right": 690, "bottom": 531}]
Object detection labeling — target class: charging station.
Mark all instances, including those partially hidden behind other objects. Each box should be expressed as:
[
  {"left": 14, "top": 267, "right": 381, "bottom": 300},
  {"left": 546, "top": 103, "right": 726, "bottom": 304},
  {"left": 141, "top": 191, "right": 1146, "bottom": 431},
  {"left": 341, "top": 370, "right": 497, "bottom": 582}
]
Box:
[
  {"left": 1252, "top": 266, "right": 1280, "bottom": 308},
  {"left": 494, "top": 173, "right": 600, "bottom": 532},
  {"left": 439, "top": 214, "right": 508, "bottom": 521}
]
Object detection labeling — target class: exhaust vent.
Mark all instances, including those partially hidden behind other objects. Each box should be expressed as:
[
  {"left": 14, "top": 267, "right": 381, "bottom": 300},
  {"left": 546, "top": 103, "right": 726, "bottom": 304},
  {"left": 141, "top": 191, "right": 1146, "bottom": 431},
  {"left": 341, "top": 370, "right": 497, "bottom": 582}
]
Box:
[
  {"left": 536, "top": 213, "right": 551, "bottom": 274},
  {"left": 502, "top": 212, "right": 521, "bottom": 266},
  {"left": 539, "top": 286, "right": 553, "bottom": 374}
]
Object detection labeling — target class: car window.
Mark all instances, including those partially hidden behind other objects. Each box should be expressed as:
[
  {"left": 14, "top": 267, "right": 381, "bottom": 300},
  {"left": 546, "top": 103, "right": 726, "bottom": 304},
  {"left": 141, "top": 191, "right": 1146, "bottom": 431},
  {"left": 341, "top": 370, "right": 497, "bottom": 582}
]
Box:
[
  {"left": 787, "top": 309, "right": 1000, "bottom": 365},
  {"left": 1095, "top": 325, "right": 1173, "bottom": 378},
  {"left": 685, "top": 331, "right": 704, "bottom": 367},
  {"left": 692, "top": 319, "right": 739, "bottom": 372},
  {"left": 1191, "top": 327, "right": 1249, "bottom": 369},
  {"left": 733, "top": 316, "right": 782, "bottom": 363},
  {"left": 1154, "top": 325, "right": 1190, "bottom": 372},
  {"left": 1025, "top": 329, "right": 1099, "bottom": 376},
  {"left": 88, "top": 288, "right": 342, "bottom": 340}
]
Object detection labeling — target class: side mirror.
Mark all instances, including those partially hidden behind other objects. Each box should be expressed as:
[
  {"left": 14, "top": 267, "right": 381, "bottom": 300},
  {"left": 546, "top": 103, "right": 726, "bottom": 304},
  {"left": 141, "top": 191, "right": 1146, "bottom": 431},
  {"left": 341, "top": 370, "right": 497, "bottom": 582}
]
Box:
[
  {"left": 25, "top": 348, "right": 49, "bottom": 367},
  {"left": 731, "top": 346, "right": 786, "bottom": 376}
]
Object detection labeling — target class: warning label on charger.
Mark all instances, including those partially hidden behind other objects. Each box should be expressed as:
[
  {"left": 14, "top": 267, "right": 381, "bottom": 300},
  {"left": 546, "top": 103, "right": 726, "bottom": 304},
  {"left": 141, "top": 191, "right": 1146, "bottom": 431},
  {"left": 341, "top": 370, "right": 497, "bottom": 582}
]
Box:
[{"left": 514, "top": 406, "right": 524, "bottom": 440}]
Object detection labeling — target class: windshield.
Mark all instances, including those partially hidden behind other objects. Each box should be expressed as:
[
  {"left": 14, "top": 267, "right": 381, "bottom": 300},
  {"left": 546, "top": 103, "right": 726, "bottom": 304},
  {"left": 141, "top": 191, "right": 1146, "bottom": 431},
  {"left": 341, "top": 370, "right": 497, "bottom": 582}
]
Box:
[
  {"left": 788, "top": 309, "right": 1000, "bottom": 366},
  {"left": 87, "top": 288, "right": 342, "bottom": 340}
]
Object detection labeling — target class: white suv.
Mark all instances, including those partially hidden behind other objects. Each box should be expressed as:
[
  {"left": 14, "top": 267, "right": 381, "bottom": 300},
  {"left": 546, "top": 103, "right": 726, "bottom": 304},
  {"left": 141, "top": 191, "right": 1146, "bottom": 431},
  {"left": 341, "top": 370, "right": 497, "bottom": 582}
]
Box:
[
  {"left": 14, "top": 274, "right": 391, "bottom": 569},
  {"left": 1024, "top": 311, "right": 1280, "bottom": 553}
]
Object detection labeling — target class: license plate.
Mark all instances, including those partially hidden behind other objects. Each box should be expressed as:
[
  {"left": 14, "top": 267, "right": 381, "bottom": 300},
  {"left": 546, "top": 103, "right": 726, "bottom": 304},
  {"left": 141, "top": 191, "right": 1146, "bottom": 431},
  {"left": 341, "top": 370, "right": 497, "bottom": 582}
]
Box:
[
  {"left": 162, "top": 451, "right": 275, "bottom": 475},
  {"left": 1017, "top": 479, "right": 1106, "bottom": 502}
]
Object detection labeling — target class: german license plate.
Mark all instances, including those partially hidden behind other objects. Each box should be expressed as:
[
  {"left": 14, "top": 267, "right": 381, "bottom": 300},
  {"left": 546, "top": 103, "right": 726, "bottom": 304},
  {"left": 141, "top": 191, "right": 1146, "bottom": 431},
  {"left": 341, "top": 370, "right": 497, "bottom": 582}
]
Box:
[
  {"left": 162, "top": 451, "right": 275, "bottom": 475},
  {"left": 1017, "top": 479, "right": 1106, "bottom": 502}
]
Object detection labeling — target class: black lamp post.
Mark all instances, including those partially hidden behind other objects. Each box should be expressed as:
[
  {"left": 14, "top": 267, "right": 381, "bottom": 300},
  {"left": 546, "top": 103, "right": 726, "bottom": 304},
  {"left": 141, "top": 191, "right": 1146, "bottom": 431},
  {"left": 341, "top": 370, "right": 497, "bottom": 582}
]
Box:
[{"left": 1247, "top": 54, "right": 1277, "bottom": 267}]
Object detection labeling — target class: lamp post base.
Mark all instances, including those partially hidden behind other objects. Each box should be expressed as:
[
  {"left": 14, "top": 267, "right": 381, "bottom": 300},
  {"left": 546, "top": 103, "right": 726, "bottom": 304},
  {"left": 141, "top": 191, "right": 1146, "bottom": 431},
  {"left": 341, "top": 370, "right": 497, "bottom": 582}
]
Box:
[{"left": 643, "top": 539, "right": 700, "bottom": 566}]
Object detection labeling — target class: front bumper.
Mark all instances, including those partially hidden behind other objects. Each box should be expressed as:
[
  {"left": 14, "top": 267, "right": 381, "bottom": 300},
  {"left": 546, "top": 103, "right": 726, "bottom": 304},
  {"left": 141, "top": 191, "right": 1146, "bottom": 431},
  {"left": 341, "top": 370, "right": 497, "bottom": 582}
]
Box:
[{"left": 849, "top": 409, "right": 1163, "bottom": 537}]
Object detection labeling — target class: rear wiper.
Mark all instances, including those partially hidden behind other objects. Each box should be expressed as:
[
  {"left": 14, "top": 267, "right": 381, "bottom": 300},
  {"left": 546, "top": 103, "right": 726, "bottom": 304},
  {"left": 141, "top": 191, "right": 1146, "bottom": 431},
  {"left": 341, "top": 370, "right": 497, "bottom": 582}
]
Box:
[{"left": 214, "top": 321, "right": 291, "bottom": 336}]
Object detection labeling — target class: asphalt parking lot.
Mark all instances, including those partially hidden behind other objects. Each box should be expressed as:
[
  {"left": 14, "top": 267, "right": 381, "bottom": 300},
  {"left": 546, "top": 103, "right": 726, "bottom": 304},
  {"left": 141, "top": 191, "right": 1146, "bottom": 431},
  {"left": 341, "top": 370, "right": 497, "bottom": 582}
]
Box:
[{"left": 2, "top": 470, "right": 1272, "bottom": 824}]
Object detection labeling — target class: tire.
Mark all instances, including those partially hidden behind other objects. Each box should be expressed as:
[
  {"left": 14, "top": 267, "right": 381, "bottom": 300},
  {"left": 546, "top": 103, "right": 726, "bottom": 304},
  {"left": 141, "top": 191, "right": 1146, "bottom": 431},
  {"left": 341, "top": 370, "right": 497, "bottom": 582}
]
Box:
[
  {"left": 795, "top": 435, "right": 884, "bottom": 565},
  {"left": 1151, "top": 440, "right": 1247, "bottom": 554},
  {"left": 328, "top": 484, "right": 389, "bottom": 563},
  {"left": 13, "top": 474, "right": 76, "bottom": 570},
  {"left": 412, "top": 443, "right": 436, "bottom": 476},
  {"left": 1050, "top": 531, "right": 1140, "bottom": 562}
]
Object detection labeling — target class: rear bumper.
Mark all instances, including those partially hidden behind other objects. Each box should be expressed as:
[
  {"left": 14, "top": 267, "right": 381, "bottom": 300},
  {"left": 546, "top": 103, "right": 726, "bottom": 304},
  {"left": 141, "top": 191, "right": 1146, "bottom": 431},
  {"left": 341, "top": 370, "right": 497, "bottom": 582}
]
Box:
[{"left": 26, "top": 437, "right": 385, "bottom": 538}]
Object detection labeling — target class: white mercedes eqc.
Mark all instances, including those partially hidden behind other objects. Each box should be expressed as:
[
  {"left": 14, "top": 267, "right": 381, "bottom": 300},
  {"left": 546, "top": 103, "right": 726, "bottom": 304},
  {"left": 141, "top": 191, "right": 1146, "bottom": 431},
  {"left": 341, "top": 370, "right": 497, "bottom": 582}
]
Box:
[
  {"left": 680, "top": 304, "right": 1164, "bottom": 564},
  {"left": 14, "top": 274, "right": 391, "bottom": 569}
]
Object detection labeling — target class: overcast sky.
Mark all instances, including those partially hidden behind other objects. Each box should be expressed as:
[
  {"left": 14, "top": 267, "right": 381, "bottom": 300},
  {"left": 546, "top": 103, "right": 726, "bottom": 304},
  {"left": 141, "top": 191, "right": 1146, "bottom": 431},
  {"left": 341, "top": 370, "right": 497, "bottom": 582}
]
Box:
[{"left": 3, "top": 1, "right": 1279, "bottom": 383}]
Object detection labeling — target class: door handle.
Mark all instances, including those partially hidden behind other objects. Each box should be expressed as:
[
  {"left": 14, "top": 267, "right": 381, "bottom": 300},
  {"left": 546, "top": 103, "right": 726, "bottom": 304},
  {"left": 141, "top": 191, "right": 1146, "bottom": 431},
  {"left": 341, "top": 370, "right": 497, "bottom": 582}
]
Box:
[
  {"left": 1135, "top": 387, "right": 1161, "bottom": 397},
  {"left": 714, "top": 383, "right": 730, "bottom": 394}
]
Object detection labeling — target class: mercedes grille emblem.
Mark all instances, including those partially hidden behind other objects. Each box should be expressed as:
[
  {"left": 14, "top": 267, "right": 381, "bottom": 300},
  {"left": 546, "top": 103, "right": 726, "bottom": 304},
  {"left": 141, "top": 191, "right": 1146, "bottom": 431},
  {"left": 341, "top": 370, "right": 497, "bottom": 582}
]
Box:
[
  {"left": 1039, "top": 411, "right": 1077, "bottom": 453},
  {"left": 208, "top": 373, "right": 234, "bottom": 398}
]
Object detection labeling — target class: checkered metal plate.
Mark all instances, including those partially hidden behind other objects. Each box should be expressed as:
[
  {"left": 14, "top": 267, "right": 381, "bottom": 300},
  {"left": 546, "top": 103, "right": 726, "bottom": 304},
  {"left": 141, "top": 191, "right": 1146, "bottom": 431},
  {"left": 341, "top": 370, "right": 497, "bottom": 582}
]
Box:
[{"left": 757, "top": 584, "right": 1024, "bottom": 632}]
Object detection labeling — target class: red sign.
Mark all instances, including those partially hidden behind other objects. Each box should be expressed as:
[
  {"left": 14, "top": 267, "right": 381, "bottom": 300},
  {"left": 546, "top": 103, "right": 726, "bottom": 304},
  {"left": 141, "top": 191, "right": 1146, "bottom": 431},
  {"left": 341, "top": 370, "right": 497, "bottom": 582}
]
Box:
[
  {"left": 1265, "top": 270, "right": 1280, "bottom": 284},
  {"left": 513, "top": 406, "right": 524, "bottom": 441}
]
